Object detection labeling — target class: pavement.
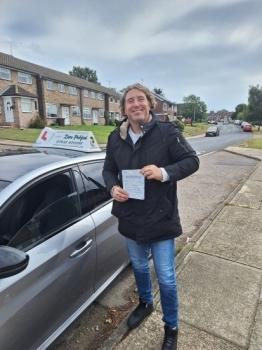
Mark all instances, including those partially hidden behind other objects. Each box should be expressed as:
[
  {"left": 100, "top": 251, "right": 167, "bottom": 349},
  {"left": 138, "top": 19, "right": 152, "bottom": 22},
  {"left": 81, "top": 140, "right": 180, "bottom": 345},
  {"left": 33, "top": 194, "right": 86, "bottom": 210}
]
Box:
[
  {"left": 1, "top": 138, "right": 262, "bottom": 350},
  {"left": 0, "top": 139, "right": 35, "bottom": 148}
]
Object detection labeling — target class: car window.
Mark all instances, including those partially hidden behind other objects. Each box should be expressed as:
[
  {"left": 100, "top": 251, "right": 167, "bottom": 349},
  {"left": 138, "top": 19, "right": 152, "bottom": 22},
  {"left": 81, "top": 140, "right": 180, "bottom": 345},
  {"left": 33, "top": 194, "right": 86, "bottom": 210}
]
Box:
[
  {"left": 0, "top": 172, "right": 80, "bottom": 251},
  {"left": 72, "top": 165, "right": 96, "bottom": 214},
  {"left": 79, "top": 162, "right": 111, "bottom": 209}
]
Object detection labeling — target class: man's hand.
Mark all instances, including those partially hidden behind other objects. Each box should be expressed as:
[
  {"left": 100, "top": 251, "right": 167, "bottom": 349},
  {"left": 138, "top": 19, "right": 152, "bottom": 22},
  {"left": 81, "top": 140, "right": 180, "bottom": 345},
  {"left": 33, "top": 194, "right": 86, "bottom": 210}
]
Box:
[
  {"left": 140, "top": 165, "right": 163, "bottom": 180},
  {"left": 111, "top": 186, "right": 129, "bottom": 202}
]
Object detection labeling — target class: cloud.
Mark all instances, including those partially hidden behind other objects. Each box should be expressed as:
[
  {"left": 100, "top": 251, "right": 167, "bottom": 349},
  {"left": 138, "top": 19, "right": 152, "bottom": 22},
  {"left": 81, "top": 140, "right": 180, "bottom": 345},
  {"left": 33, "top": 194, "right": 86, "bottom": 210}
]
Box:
[{"left": 0, "top": 0, "right": 262, "bottom": 111}]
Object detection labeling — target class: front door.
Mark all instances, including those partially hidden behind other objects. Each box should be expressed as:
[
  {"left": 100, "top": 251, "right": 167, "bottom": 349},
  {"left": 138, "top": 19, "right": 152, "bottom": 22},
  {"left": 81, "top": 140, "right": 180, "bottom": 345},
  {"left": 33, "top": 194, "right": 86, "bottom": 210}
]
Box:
[
  {"left": 3, "top": 97, "right": 14, "bottom": 122},
  {"left": 92, "top": 110, "right": 98, "bottom": 124},
  {"left": 62, "top": 106, "right": 70, "bottom": 125}
]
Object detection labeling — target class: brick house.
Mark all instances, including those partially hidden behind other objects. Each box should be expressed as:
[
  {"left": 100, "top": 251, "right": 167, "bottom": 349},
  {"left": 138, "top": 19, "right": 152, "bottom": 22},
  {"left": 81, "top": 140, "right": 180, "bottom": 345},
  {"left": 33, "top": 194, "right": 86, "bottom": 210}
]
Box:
[
  {"left": 152, "top": 92, "right": 177, "bottom": 122},
  {"left": 207, "top": 110, "right": 233, "bottom": 122},
  {"left": 0, "top": 52, "right": 121, "bottom": 128}
]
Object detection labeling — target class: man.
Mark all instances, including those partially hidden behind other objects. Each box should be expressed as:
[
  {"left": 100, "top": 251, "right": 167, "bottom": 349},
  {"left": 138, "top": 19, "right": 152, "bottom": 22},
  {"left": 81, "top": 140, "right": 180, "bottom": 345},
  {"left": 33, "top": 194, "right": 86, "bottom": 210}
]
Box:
[{"left": 103, "top": 83, "right": 199, "bottom": 350}]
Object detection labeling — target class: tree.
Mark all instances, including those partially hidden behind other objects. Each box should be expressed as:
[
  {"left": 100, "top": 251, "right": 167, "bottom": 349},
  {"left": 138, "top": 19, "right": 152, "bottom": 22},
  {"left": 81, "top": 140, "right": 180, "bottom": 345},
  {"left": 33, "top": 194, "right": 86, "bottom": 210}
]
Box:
[
  {"left": 153, "top": 88, "right": 164, "bottom": 96},
  {"left": 119, "top": 87, "right": 126, "bottom": 94},
  {"left": 231, "top": 103, "right": 247, "bottom": 120},
  {"left": 247, "top": 85, "right": 262, "bottom": 130},
  {"left": 69, "top": 66, "right": 100, "bottom": 85},
  {"left": 179, "top": 94, "right": 207, "bottom": 125}
]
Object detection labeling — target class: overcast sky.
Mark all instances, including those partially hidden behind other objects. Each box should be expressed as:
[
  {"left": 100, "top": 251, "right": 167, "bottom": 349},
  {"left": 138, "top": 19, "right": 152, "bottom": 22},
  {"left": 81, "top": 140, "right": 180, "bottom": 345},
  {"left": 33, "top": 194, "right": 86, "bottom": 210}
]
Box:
[{"left": 1, "top": 0, "right": 262, "bottom": 112}]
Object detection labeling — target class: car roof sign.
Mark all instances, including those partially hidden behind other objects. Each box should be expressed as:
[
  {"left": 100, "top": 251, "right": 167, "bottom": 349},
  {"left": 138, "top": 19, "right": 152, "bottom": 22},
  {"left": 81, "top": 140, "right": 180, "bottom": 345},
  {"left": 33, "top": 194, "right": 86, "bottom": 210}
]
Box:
[{"left": 33, "top": 127, "right": 101, "bottom": 152}]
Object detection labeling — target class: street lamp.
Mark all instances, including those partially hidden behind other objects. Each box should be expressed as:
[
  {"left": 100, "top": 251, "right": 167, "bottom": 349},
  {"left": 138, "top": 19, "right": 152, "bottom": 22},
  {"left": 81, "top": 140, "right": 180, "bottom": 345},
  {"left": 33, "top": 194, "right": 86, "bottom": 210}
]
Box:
[
  {"left": 192, "top": 107, "right": 199, "bottom": 135},
  {"left": 107, "top": 80, "right": 111, "bottom": 88}
]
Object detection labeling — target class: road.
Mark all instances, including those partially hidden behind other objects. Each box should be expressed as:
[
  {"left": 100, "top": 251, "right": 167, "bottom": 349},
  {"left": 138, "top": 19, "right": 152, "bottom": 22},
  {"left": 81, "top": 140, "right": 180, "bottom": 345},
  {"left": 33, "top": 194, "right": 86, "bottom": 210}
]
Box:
[{"left": 188, "top": 123, "right": 253, "bottom": 156}]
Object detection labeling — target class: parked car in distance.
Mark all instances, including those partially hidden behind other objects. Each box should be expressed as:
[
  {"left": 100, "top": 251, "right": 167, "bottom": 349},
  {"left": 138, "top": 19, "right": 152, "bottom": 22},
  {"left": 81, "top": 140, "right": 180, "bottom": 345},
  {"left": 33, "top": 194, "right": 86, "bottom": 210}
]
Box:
[
  {"left": 223, "top": 120, "right": 229, "bottom": 125},
  {"left": 234, "top": 119, "right": 241, "bottom": 125},
  {"left": 243, "top": 123, "right": 252, "bottom": 132},
  {"left": 0, "top": 128, "right": 129, "bottom": 350},
  {"left": 241, "top": 121, "right": 249, "bottom": 128},
  {"left": 205, "top": 126, "right": 219, "bottom": 137}
]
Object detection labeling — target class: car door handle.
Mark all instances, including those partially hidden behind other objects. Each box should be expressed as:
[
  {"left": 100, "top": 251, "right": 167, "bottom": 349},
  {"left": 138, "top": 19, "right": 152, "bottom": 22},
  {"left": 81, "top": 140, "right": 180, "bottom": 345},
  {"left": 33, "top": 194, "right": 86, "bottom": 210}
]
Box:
[{"left": 70, "top": 238, "right": 93, "bottom": 259}]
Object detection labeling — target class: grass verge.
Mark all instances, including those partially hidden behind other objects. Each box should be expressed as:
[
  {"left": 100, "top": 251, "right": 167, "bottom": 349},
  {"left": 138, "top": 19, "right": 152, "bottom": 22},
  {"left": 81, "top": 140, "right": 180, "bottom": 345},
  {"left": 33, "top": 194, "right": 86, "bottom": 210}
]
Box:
[
  {"left": 0, "top": 125, "right": 116, "bottom": 144},
  {"left": 0, "top": 123, "right": 209, "bottom": 144},
  {"left": 238, "top": 137, "right": 262, "bottom": 149}
]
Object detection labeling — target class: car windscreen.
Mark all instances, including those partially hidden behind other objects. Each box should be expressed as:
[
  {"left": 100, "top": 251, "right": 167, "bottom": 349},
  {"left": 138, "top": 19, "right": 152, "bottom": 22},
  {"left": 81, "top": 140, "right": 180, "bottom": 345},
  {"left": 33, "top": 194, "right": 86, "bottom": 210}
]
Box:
[{"left": 0, "top": 180, "right": 11, "bottom": 192}]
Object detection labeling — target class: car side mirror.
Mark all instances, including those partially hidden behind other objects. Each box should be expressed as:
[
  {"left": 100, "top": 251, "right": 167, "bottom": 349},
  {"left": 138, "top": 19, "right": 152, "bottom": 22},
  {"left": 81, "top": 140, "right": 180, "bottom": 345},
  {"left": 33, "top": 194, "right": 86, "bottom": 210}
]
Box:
[{"left": 0, "top": 246, "right": 29, "bottom": 278}]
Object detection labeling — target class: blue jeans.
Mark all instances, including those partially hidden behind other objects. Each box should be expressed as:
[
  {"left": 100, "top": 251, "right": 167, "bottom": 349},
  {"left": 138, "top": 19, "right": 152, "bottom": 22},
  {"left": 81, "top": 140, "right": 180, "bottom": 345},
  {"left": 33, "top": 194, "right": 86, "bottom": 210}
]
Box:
[{"left": 125, "top": 237, "right": 179, "bottom": 328}]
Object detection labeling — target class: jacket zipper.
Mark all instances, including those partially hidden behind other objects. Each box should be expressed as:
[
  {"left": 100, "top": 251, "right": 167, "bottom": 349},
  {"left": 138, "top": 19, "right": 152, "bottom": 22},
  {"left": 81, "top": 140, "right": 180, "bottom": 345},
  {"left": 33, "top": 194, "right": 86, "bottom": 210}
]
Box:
[{"left": 177, "top": 136, "right": 189, "bottom": 153}]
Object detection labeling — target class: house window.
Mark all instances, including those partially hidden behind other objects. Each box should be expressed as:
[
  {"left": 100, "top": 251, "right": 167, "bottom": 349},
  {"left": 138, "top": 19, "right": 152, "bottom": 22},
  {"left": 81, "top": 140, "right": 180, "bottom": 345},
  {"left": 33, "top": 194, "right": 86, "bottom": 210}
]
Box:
[
  {"left": 46, "top": 103, "right": 58, "bottom": 117},
  {"left": 114, "top": 98, "right": 118, "bottom": 103},
  {"left": 99, "top": 109, "right": 104, "bottom": 117},
  {"left": 72, "top": 106, "right": 80, "bottom": 116},
  {"left": 0, "top": 67, "right": 11, "bottom": 80},
  {"left": 21, "top": 98, "right": 32, "bottom": 112},
  {"left": 91, "top": 91, "right": 96, "bottom": 99},
  {"left": 83, "top": 89, "right": 89, "bottom": 97},
  {"left": 97, "top": 93, "right": 104, "bottom": 100},
  {"left": 34, "top": 100, "right": 38, "bottom": 111},
  {"left": 46, "top": 80, "right": 54, "bottom": 90},
  {"left": 58, "top": 83, "right": 65, "bottom": 92},
  {"left": 109, "top": 97, "right": 114, "bottom": 103},
  {"left": 69, "top": 86, "right": 77, "bottom": 95},
  {"left": 163, "top": 102, "right": 168, "bottom": 111},
  {"left": 110, "top": 111, "right": 115, "bottom": 118},
  {"left": 83, "top": 108, "right": 91, "bottom": 119},
  {"left": 115, "top": 112, "right": 120, "bottom": 120},
  {"left": 18, "top": 72, "right": 32, "bottom": 84}
]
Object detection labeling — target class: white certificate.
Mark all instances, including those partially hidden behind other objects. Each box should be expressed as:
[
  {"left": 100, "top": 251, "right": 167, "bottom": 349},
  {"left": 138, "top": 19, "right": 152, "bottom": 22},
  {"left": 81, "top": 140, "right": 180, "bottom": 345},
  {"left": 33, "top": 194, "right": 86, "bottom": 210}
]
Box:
[{"left": 122, "top": 169, "right": 145, "bottom": 200}]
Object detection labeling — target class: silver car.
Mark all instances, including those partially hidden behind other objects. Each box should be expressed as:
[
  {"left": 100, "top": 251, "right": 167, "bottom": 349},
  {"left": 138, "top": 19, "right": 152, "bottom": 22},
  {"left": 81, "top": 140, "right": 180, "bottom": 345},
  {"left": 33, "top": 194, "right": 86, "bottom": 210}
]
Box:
[{"left": 0, "top": 147, "right": 129, "bottom": 350}]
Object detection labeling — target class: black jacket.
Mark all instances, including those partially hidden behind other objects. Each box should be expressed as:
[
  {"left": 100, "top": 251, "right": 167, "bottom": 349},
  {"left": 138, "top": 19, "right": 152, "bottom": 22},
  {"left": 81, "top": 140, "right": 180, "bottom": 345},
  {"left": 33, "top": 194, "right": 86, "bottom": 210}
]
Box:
[{"left": 102, "top": 114, "right": 199, "bottom": 244}]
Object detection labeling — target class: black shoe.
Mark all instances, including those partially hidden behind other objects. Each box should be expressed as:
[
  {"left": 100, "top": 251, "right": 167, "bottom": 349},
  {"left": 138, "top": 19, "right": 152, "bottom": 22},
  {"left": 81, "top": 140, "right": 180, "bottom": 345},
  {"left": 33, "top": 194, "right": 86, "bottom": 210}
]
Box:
[
  {"left": 127, "top": 298, "right": 153, "bottom": 329},
  {"left": 161, "top": 325, "right": 178, "bottom": 350}
]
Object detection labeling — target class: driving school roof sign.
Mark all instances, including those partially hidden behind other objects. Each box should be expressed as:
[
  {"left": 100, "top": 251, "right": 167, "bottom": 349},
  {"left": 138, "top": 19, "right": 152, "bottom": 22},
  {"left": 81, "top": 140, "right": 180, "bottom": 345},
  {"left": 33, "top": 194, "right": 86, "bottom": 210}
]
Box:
[{"left": 34, "top": 127, "right": 101, "bottom": 152}]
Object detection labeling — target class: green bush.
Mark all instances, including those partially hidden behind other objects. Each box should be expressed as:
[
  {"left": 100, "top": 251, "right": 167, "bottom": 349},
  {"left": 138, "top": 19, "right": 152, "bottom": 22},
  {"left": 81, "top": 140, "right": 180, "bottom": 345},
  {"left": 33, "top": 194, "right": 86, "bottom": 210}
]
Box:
[
  {"left": 104, "top": 111, "right": 110, "bottom": 126},
  {"left": 114, "top": 119, "right": 121, "bottom": 127},
  {"left": 28, "top": 116, "right": 47, "bottom": 129},
  {"left": 108, "top": 119, "right": 116, "bottom": 126},
  {"left": 173, "top": 119, "right": 185, "bottom": 132}
]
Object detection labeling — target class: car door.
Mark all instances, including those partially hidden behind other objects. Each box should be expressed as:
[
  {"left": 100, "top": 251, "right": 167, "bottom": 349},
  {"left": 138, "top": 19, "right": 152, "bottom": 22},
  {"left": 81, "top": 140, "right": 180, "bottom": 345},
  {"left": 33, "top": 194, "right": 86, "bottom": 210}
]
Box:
[
  {"left": 79, "top": 161, "right": 129, "bottom": 292},
  {"left": 0, "top": 170, "right": 97, "bottom": 350}
]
